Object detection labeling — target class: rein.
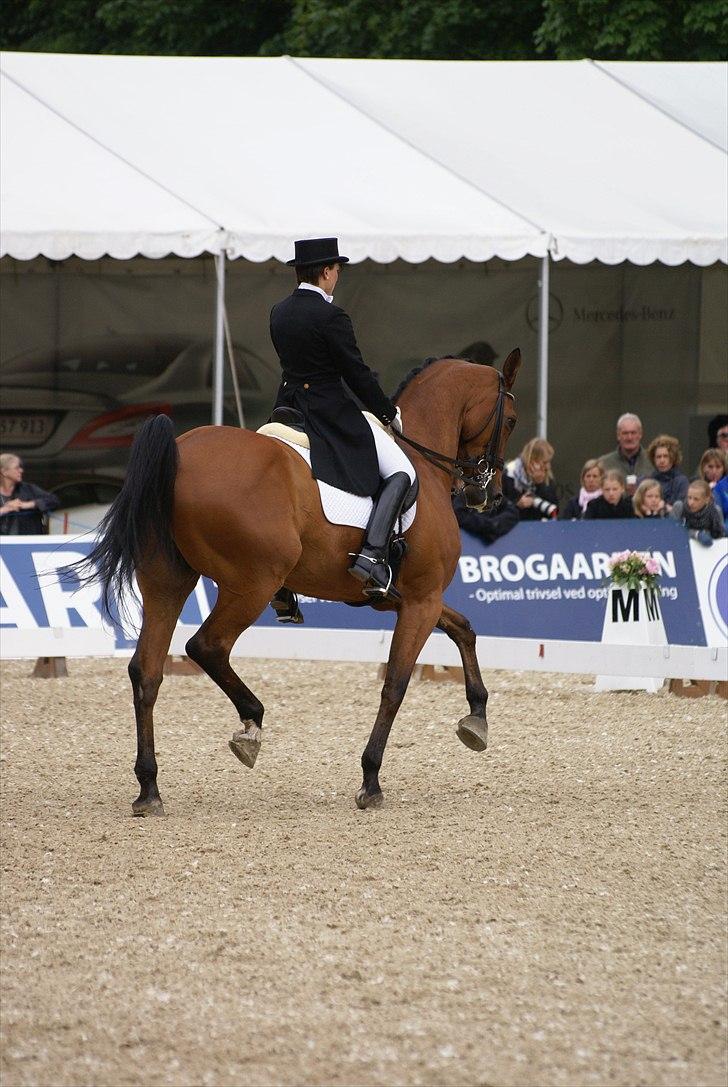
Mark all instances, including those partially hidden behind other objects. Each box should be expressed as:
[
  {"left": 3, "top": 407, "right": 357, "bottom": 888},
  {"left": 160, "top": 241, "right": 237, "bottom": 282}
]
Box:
[{"left": 396, "top": 371, "right": 512, "bottom": 492}]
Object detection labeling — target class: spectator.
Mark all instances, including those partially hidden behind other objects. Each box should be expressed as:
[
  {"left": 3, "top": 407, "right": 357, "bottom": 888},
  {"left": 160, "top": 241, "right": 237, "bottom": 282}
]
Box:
[
  {"left": 708, "top": 414, "right": 728, "bottom": 452},
  {"left": 560, "top": 459, "right": 604, "bottom": 520},
  {"left": 503, "top": 438, "right": 559, "bottom": 521},
  {"left": 698, "top": 448, "right": 728, "bottom": 524},
  {"left": 456, "top": 341, "right": 498, "bottom": 366},
  {"left": 0, "top": 453, "right": 59, "bottom": 535},
  {"left": 671, "top": 480, "right": 725, "bottom": 543},
  {"left": 633, "top": 480, "right": 667, "bottom": 518},
  {"left": 646, "top": 434, "right": 689, "bottom": 511},
  {"left": 584, "top": 469, "right": 636, "bottom": 520},
  {"left": 452, "top": 488, "right": 519, "bottom": 544},
  {"left": 598, "top": 413, "right": 652, "bottom": 494}
]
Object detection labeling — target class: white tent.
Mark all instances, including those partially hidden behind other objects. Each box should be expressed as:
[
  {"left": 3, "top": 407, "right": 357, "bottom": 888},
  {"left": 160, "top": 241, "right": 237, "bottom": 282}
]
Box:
[{"left": 1, "top": 53, "right": 726, "bottom": 429}]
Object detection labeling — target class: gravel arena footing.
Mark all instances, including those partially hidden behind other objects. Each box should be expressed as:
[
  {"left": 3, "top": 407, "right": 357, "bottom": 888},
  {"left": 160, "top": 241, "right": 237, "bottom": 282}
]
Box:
[{"left": 1, "top": 657, "right": 726, "bottom": 1087}]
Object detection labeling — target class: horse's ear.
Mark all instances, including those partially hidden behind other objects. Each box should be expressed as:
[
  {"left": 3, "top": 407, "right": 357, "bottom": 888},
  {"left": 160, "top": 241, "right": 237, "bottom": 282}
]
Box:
[{"left": 502, "top": 348, "right": 521, "bottom": 390}]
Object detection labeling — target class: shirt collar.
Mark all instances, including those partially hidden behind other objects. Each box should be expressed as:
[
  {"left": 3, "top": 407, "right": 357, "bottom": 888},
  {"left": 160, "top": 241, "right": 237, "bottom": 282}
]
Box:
[{"left": 297, "top": 282, "right": 333, "bottom": 304}]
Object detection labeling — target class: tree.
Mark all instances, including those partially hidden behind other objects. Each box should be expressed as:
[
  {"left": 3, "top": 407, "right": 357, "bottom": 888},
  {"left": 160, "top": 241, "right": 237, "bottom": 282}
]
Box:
[
  {"left": 535, "top": 0, "right": 728, "bottom": 61},
  {"left": 260, "top": 0, "right": 547, "bottom": 61},
  {"left": 1, "top": 0, "right": 726, "bottom": 60},
  {"left": 0, "top": 0, "right": 291, "bottom": 56}
]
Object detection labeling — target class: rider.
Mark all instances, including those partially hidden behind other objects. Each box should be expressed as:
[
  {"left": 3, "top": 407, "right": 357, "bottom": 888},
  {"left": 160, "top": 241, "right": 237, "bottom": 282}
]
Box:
[{"left": 269, "top": 237, "right": 416, "bottom": 601}]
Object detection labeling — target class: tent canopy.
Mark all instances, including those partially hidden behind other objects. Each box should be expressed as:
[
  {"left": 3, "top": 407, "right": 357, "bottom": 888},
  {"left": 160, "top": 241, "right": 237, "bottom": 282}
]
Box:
[{"left": 1, "top": 53, "right": 726, "bottom": 265}]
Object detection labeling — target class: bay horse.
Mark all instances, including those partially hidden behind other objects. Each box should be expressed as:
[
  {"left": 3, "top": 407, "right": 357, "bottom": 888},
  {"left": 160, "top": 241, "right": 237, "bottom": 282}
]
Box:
[{"left": 87, "top": 351, "right": 521, "bottom": 814}]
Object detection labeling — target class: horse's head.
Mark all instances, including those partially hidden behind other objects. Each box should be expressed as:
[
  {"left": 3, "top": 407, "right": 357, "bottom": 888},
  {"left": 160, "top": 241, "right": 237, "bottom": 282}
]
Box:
[{"left": 458, "top": 348, "right": 521, "bottom": 511}]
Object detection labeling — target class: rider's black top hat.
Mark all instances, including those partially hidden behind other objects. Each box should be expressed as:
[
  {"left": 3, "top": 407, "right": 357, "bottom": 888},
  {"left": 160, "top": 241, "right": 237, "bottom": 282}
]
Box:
[{"left": 286, "top": 237, "right": 350, "bottom": 268}]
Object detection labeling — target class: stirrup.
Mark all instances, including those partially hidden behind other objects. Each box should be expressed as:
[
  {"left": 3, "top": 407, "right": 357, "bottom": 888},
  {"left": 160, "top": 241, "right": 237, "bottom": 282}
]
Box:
[
  {"left": 270, "top": 589, "right": 304, "bottom": 624},
  {"left": 348, "top": 553, "right": 401, "bottom": 601}
]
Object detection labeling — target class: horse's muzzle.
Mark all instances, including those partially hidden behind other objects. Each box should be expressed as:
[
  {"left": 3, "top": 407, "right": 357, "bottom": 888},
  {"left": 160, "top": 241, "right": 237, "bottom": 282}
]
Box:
[
  {"left": 462, "top": 482, "right": 489, "bottom": 509},
  {"left": 463, "top": 483, "right": 503, "bottom": 513}
]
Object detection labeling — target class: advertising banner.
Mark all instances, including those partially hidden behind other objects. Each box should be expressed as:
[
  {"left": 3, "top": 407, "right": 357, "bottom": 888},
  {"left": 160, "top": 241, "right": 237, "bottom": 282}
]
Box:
[
  {"left": 449, "top": 520, "right": 707, "bottom": 645},
  {"left": 1, "top": 524, "right": 725, "bottom": 666}
]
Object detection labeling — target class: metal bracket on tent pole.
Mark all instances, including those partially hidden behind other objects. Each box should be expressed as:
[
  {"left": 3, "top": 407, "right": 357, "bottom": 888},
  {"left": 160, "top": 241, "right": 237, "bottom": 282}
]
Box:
[
  {"left": 537, "top": 252, "right": 550, "bottom": 439},
  {"left": 213, "top": 249, "right": 226, "bottom": 425}
]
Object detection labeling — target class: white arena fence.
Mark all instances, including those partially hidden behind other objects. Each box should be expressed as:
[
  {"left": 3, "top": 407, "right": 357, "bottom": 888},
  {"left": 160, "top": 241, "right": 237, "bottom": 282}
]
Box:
[{"left": 0, "top": 521, "right": 725, "bottom": 681}]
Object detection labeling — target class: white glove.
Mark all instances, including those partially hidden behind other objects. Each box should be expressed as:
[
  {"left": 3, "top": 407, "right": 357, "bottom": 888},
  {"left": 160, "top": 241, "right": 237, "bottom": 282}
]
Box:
[{"left": 389, "top": 406, "right": 403, "bottom": 435}]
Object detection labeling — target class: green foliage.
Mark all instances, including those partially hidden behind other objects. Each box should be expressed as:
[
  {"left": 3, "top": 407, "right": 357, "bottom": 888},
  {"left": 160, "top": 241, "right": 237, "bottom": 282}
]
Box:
[
  {"left": 0, "top": 0, "right": 290, "bottom": 56},
  {"left": 1, "top": 0, "right": 726, "bottom": 60},
  {"left": 535, "top": 0, "right": 728, "bottom": 61},
  {"left": 260, "top": 0, "right": 546, "bottom": 61}
]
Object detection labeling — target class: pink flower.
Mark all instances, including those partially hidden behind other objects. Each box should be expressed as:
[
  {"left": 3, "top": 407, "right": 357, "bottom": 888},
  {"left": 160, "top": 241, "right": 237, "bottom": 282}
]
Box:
[{"left": 645, "top": 558, "right": 660, "bottom": 575}]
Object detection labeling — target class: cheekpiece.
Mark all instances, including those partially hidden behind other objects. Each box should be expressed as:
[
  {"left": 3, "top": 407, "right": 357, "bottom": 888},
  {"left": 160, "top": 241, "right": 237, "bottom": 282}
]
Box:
[{"left": 286, "top": 237, "right": 350, "bottom": 267}]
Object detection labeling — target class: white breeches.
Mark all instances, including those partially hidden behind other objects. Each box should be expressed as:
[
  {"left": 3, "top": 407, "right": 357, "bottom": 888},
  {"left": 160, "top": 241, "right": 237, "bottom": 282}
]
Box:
[{"left": 365, "top": 417, "right": 417, "bottom": 484}]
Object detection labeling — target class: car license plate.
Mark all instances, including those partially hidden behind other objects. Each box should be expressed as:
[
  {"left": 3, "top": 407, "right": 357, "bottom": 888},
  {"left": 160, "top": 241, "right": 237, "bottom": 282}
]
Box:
[{"left": 0, "top": 414, "right": 56, "bottom": 447}]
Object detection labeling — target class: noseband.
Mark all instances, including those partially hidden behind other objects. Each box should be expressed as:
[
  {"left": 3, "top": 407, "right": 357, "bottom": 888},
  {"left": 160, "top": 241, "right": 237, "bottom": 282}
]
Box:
[{"left": 396, "top": 372, "right": 513, "bottom": 496}]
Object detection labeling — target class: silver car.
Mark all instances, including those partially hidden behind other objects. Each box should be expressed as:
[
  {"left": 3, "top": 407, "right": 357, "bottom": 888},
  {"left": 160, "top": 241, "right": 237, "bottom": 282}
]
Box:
[{"left": 0, "top": 335, "right": 274, "bottom": 488}]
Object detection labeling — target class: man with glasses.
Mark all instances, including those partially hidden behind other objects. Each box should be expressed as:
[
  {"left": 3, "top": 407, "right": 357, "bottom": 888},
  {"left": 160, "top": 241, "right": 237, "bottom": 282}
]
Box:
[{"left": 598, "top": 413, "right": 652, "bottom": 495}]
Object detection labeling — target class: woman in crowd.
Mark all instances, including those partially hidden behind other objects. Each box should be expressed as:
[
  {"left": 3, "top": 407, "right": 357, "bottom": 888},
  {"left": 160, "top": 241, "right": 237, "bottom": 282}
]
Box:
[
  {"left": 584, "top": 469, "right": 635, "bottom": 520},
  {"left": 503, "top": 438, "right": 559, "bottom": 521},
  {"left": 698, "top": 447, "right": 728, "bottom": 523},
  {"left": 633, "top": 479, "right": 666, "bottom": 518},
  {"left": 672, "top": 480, "right": 725, "bottom": 543},
  {"left": 0, "top": 453, "right": 59, "bottom": 535},
  {"left": 560, "top": 458, "right": 603, "bottom": 520},
  {"left": 647, "top": 434, "right": 689, "bottom": 511}
]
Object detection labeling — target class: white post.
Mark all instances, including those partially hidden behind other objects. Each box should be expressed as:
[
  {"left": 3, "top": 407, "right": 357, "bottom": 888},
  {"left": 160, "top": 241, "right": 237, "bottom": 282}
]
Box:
[
  {"left": 213, "top": 250, "right": 226, "bottom": 425},
  {"left": 537, "top": 253, "right": 549, "bottom": 439}
]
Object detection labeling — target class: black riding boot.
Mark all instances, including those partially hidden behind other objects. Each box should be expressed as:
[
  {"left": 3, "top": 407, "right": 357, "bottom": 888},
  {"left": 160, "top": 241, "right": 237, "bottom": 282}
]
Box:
[{"left": 348, "top": 472, "right": 412, "bottom": 601}]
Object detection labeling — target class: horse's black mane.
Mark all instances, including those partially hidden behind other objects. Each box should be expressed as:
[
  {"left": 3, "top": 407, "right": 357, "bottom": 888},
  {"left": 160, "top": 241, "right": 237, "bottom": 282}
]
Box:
[{"left": 391, "top": 354, "right": 468, "bottom": 402}]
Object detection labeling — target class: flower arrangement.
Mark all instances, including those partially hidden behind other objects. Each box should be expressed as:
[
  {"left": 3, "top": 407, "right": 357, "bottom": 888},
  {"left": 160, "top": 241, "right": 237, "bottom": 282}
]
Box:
[{"left": 608, "top": 550, "right": 661, "bottom": 591}]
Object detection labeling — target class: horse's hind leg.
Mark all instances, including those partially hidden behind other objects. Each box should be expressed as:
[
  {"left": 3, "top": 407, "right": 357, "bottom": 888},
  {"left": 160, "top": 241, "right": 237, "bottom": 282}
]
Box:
[
  {"left": 129, "top": 564, "right": 198, "bottom": 816},
  {"left": 437, "top": 604, "right": 489, "bottom": 752},
  {"left": 185, "top": 584, "right": 277, "bottom": 770}
]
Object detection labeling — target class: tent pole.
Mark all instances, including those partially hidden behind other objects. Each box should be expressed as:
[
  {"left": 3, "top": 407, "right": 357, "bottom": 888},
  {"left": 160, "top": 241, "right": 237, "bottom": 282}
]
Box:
[
  {"left": 213, "top": 250, "right": 226, "bottom": 425},
  {"left": 537, "top": 253, "right": 549, "bottom": 439}
]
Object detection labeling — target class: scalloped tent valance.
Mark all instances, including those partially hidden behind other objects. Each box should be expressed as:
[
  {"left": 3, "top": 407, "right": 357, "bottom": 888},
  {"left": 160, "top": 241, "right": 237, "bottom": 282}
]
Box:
[{"left": 1, "top": 53, "right": 725, "bottom": 265}]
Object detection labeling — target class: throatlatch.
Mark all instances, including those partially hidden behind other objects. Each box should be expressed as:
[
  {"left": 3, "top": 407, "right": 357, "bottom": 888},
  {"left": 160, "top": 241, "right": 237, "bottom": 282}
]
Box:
[{"left": 348, "top": 471, "right": 413, "bottom": 601}]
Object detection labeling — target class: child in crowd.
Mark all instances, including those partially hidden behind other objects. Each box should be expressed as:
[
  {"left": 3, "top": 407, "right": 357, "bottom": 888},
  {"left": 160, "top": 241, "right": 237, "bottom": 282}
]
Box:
[
  {"left": 672, "top": 480, "right": 725, "bottom": 543},
  {"left": 647, "top": 434, "right": 689, "bottom": 511},
  {"left": 503, "top": 438, "right": 559, "bottom": 521},
  {"left": 698, "top": 448, "right": 728, "bottom": 523},
  {"left": 633, "top": 479, "right": 666, "bottom": 518},
  {"left": 584, "top": 470, "right": 636, "bottom": 519},
  {"left": 560, "top": 458, "right": 603, "bottom": 520}
]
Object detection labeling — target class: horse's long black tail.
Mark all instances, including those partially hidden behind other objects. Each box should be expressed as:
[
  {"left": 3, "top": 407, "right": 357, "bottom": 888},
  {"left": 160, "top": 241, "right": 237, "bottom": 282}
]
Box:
[{"left": 80, "top": 414, "right": 187, "bottom": 617}]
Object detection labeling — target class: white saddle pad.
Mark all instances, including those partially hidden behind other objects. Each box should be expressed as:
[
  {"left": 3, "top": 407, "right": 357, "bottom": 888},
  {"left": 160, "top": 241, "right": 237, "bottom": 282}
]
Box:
[{"left": 262, "top": 433, "right": 416, "bottom": 532}]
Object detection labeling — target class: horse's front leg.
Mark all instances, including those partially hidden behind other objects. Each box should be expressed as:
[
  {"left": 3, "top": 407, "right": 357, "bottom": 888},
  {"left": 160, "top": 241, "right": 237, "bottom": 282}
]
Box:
[
  {"left": 357, "top": 595, "right": 443, "bottom": 810},
  {"left": 436, "top": 603, "right": 489, "bottom": 752}
]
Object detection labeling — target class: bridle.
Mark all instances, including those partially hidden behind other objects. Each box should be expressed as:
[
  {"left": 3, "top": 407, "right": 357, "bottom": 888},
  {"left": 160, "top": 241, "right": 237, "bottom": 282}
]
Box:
[{"left": 396, "top": 371, "right": 514, "bottom": 497}]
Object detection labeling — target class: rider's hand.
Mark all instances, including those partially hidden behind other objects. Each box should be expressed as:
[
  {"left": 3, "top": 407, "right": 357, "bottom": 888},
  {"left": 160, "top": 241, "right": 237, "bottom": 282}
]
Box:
[{"left": 389, "top": 407, "right": 403, "bottom": 435}]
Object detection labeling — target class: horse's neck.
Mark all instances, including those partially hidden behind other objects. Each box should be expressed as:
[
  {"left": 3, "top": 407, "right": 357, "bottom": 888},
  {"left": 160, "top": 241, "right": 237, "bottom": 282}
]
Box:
[{"left": 400, "top": 386, "right": 462, "bottom": 465}]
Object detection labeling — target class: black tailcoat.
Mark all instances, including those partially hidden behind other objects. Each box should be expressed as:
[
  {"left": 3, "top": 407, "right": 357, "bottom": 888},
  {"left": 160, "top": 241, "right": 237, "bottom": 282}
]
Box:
[{"left": 270, "top": 289, "right": 397, "bottom": 496}]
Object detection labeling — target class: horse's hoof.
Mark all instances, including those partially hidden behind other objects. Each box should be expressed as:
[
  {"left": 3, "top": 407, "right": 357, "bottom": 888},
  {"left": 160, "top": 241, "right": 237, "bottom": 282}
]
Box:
[
  {"left": 229, "top": 722, "right": 262, "bottom": 769},
  {"left": 132, "top": 796, "right": 165, "bottom": 817},
  {"left": 355, "top": 787, "right": 384, "bottom": 810},
  {"left": 456, "top": 714, "right": 488, "bottom": 752}
]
